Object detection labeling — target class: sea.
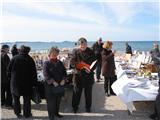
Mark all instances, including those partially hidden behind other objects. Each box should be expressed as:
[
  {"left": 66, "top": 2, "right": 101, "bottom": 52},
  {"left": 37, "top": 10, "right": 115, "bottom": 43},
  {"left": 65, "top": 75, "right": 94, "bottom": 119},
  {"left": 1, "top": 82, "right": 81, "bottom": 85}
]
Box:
[{"left": 1, "top": 41, "right": 160, "bottom": 53}]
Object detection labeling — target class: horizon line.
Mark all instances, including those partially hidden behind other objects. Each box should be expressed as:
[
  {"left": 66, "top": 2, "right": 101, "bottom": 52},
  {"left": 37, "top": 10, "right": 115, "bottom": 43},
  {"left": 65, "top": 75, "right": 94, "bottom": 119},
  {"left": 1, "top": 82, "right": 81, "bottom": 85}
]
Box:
[{"left": 1, "top": 40, "right": 159, "bottom": 44}]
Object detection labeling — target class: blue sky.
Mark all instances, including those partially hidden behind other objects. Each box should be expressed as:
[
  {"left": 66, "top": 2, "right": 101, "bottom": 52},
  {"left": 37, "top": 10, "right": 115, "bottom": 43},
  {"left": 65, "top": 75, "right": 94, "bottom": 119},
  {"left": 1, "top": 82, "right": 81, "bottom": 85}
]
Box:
[{"left": 1, "top": 0, "right": 159, "bottom": 42}]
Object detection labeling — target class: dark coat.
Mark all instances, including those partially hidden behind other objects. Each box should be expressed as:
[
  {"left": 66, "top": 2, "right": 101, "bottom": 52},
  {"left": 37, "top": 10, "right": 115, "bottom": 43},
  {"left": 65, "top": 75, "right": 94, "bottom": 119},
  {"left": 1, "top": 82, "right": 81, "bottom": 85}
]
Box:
[
  {"left": 126, "top": 45, "right": 132, "bottom": 54},
  {"left": 92, "top": 42, "right": 103, "bottom": 60},
  {"left": 11, "top": 47, "right": 19, "bottom": 57},
  {"left": 43, "top": 60, "right": 67, "bottom": 84},
  {"left": 1, "top": 50, "right": 10, "bottom": 84},
  {"left": 150, "top": 48, "right": 160, "bottom": 66},
  {"left": 101, "top": 49, "right": 116, "bottom": 77},
  {"left": 70, "top": 47, "right": 96, "bottom": 87},
  {"left": 8, "top": 53, "right": 37, "bottom": 96}
]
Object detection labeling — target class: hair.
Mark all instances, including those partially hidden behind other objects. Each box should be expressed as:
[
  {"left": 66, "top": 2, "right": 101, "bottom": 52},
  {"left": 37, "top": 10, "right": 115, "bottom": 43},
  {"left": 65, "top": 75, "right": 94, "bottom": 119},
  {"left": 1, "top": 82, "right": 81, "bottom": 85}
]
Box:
[
  {"left": 103, "top": 41, "right": 113, "bottom": 49},
  {"left": 1, "top": 44, "right": 9, "bottom": 49},
  {"left": 19, "top": 45, "right": 31, "bottom": 54},
  {"left": 48, "top": 46, "right": 60, "bottom": 55},
  {"left": 125, "top": 42, "right": 128, "bottom": 46},
  {"left": 97, "top": 37, "right": 102, "bottom": 42},
  {"left": 78, "top": 37, "right": 87, "bottom": 45},
  {"left": 12, "top": 44, "right": 17, "bottom": 48}
]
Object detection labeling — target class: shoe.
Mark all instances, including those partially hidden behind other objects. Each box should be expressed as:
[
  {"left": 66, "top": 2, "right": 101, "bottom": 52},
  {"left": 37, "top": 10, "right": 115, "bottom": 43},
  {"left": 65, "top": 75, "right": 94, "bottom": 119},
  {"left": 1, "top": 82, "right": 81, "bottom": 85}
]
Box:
[
  {"left": 97, "top": 79, "right": 100, "bottom": 82},
  {"left": 16, "top": 114, "right": 23, "bottom": 118},
  {"left": 105, "top": 93, "right": 110, "bottom": 97},
  {"left": 73, "top": 108, "right": 78, "bottom": 113},
  {"left": 4, "top": 105, "right": 13, "bottom": 109},
  {"left": 86, "top": 108, "right": 91, "bottom": 113},
  {"left": 24, "top": 113, "right": 32, "bottom": 118},
  {"left": 49, "top": 117, "right": 54, "bottom": 120},
  {"left": 149, "top": 113, "right": 157, "bottom": 120},
  {"left": 55, "top": 113, "right": 63, "bottom": 118}
]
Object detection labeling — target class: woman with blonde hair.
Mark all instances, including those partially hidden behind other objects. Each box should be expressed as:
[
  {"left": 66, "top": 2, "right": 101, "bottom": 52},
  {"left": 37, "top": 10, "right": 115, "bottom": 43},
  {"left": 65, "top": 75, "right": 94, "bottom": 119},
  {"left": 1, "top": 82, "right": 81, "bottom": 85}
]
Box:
[{"left": 101, "top": 41, "right": 116, "bottom": 97}]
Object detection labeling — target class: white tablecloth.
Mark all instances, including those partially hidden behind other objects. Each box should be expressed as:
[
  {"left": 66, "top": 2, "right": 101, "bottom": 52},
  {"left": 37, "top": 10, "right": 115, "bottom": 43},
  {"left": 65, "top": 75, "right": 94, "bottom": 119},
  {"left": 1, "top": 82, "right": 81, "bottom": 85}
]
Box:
[{"left": 112, "top": 62, "right": 159, "bottom": 113}]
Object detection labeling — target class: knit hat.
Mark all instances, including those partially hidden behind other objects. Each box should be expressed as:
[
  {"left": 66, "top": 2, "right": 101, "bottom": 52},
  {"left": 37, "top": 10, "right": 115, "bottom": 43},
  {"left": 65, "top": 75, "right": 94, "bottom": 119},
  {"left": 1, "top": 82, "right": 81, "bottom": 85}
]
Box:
[
  {"left": 19, "top": 45, "right": 31, "bottom": 54},
  {"left": 1, "top": 44, "right": 9, "bottom": 49}
]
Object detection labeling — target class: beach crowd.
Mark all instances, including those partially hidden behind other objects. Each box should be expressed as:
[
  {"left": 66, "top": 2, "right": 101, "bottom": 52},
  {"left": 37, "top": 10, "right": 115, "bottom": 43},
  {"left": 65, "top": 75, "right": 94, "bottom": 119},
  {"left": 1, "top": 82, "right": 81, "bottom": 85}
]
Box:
[{"left": 1, "top": 37, "right": 160, "bottom": 120}]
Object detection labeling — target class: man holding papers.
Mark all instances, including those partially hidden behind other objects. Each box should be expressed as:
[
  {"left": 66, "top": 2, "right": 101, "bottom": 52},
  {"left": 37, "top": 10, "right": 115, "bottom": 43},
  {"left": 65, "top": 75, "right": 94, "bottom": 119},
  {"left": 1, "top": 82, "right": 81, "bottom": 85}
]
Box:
[{"left": 70, "top": 37, "right": 96, "bottom": 113}]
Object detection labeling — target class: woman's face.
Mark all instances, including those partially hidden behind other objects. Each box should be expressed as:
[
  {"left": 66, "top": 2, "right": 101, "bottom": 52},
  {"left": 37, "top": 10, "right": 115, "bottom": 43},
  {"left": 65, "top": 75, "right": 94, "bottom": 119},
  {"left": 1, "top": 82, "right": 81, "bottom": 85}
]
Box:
[
  {"left": 79, "top": 42, "right": 87, "bottom": 51},
  {"left": 49, "top": 52, "right": 58, "bottom": 59},
  {"left": 109, "top": 44, "right": 113, "bottom": 49}
]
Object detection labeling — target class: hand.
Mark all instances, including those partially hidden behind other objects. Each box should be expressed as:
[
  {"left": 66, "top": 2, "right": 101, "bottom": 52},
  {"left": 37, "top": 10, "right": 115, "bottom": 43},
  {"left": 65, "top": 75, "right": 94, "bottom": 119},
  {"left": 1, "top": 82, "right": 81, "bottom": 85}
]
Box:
[
  {"left": 84, "top": 66, "right": 91, "bottom": 73},
  {"left": 53, "top": 81, "right": 59, "bottom": 87},
  {"left": 60, "top": 80, "right": 65, "bottom": 86}
]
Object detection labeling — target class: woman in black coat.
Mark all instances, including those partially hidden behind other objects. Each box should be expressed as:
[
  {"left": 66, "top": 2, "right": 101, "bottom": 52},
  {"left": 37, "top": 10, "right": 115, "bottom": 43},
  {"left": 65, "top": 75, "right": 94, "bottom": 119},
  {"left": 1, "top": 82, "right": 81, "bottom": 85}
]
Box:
[
  {"left": 43, "top": 47, "right": 67, "bottom": 120},
  {"left": 101, "top": 41, "right": 116, "bottom": 97},
  {"left": 8, "top": 45, "right": 37, "bottom": 118}
]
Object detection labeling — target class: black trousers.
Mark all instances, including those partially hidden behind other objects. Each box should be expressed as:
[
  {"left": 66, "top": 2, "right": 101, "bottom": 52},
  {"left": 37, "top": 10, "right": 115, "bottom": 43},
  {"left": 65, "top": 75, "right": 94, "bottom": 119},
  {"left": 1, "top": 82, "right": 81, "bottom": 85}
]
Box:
[
  {"left": 45, "top": 84, "right": 62, "bottom": 120},
  {"left": 1, "top": 83, "right": 12, "bottom": 106},
  {"left": 12, "top": 94, "right": 31, "bottom": 117},
  {"left": 104, "top": 77, "right": 116, "bottom": 95},
  {"left": 72, "top": 85, "right": 92, "bottom": 110},
  {"left": 96, "top": 61, "right": 102, "bottom": 80}
]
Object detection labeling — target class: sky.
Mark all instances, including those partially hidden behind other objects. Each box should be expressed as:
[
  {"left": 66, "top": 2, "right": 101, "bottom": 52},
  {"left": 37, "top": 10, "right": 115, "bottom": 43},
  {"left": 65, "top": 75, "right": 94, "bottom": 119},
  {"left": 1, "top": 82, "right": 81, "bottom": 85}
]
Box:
[{"left": 1, "top": 0, "right": 159, "bottom": 42}]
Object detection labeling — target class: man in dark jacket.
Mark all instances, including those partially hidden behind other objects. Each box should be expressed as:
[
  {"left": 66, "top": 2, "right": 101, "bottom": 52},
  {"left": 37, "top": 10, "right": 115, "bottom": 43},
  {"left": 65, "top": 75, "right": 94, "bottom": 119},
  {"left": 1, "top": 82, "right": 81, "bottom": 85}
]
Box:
[
  {"left": 70, "top": 37, "right": 96, "bottom": 113},
  {"left": 11, "top": 44, "right": 19, "bottom": 57},
  {"left": 92, "top": 38, "right": 103, "bottom": 82},
  {"left": 8, "top": 45, "right": 37, "bottom": 118},
  {"left": 125, "top": 42, "right": 132, "bottom": 55},
  {"left": 150, "top": 43, "right": 160, "bottom": 66},
  {"left": 1, "top": 44, "right": 12, "bottom": 107}
]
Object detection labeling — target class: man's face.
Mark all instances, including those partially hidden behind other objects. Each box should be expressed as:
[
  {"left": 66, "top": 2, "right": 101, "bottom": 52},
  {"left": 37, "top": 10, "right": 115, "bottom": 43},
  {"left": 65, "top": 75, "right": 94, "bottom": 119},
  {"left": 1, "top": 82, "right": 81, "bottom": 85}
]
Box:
[
  {"left": 49, "top": 52, "right": 58, "bottom": 59},
  {"left": 154, "top": 44, "right": 158, "bottom": 49},
  {"left": 4, "top": 48, "right": 9, "bottom": 53},
  {"left": 79, "top": 42, "right": 87, "bottom": 51},
  {"left": 98, "top": 39, "right": 102, "bottom": 44}
]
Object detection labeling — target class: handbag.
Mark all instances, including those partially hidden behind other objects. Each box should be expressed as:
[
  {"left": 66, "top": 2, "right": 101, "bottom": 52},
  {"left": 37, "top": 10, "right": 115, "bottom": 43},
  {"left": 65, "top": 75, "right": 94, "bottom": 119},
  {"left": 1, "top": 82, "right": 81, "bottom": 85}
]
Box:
[
  {"left": 32, "top": 87, "right": 41, "bottom": 104},
  {"left": 51, "top": 85, "right": 65, "bottom": 95}
]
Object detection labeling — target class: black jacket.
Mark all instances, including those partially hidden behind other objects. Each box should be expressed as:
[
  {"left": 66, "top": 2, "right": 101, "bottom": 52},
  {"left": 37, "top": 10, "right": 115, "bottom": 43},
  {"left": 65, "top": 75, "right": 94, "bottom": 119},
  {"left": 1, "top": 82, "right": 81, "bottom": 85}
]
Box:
[
  {"left": 70, "top": 47, "right": 96, "bottom": 87},
  {"left": 126, "top": 45, "right": 132, "bottom": 54},
  {"left": 1, "top": 50, "right": 10, "bottom": 84},
  {"left": 43, "top": 60, "right": 67, "bottom": 84},
  {"left": 8, "top": 53, "right": 37, "bottom": 96},
  {"left": 11, "top": 47, "right": 18, "bottom": 57},
  {"left": 92, "top": 42, "right": 103, "bottom": 60}
]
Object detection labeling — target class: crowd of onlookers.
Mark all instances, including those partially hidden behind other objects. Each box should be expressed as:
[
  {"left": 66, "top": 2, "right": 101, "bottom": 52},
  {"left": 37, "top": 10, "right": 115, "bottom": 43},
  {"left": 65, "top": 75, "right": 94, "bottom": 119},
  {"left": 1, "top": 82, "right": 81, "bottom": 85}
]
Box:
[{"left": 1, "top": 39, "right": 160, "bottom": 120}]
